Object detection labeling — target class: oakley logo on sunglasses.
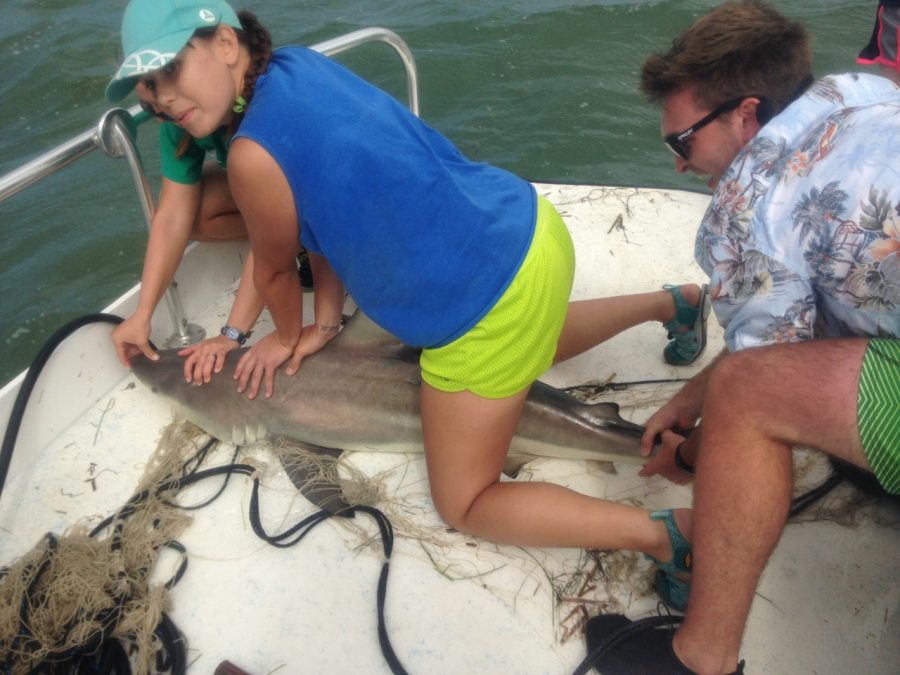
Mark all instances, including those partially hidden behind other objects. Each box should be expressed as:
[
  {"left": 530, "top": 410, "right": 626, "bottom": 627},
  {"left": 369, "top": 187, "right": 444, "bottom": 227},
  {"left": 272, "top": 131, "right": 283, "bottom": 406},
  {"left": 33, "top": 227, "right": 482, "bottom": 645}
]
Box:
[{"left": 664, "top": 96, "right": 755, "bottom": 161}]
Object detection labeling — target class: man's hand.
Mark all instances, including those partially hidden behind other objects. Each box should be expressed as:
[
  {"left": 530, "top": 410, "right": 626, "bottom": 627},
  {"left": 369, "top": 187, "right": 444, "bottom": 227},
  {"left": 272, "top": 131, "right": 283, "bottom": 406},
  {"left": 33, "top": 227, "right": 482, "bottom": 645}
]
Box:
[
  {"left": 640, "top": 429, "right": 696, "bottom": 484},
  {"left": 639, "top": 391, "right": 702, "bottom": 456}
]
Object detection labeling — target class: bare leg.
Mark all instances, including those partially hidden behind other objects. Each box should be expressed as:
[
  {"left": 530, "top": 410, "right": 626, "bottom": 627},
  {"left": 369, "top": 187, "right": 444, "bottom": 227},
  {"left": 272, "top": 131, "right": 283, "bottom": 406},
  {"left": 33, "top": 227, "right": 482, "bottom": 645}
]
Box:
[
  {"left": 674, "top": 340, "right": 869, "bottom": 674},
  {"left": 420, "top": 382, "right": 682, "bottom": 555},
  {"left": 555, "top": 284, "right": 700, "bottom": 363},
  {"left": 192, "top": 162, "right": 246, "bottom": 241}
]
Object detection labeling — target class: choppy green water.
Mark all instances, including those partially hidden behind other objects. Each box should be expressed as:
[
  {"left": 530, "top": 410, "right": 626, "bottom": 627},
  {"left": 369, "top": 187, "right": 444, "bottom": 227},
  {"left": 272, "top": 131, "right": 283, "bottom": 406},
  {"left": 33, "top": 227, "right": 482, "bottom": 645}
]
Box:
[{"left": 0, "top": 0, "right": 875, "bottom": 384}]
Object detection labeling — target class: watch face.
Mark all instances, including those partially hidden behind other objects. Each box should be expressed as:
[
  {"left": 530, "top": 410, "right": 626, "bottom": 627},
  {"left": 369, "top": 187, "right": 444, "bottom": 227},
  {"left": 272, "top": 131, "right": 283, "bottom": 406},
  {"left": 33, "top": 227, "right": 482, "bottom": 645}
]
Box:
[{"left": 221, "top": 326, "right": 243, "bottom": 343}]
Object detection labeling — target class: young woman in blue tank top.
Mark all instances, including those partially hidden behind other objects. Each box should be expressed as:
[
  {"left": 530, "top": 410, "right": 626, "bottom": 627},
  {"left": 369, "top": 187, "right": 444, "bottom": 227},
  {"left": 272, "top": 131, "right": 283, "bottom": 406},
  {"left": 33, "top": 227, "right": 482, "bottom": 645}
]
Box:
[{"left": 107, "top": 0, "right": 709, "bottom": 576}]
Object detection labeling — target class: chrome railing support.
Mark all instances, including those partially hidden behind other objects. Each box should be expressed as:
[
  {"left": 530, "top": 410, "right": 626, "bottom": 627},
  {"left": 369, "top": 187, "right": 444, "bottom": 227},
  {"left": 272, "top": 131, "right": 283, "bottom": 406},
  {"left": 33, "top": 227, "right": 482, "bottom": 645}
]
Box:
[
  {"left": 96, "top": 109, "right": 205, "bottom": 347},
  {"left": 0, "top": 27, "right": 419, "bottom": 203}
]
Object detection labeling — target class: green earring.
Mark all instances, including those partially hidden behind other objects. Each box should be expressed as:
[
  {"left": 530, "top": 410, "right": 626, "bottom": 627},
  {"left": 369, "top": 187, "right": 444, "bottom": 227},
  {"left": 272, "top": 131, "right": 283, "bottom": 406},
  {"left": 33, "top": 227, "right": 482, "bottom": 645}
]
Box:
[{"left": 233, "top": 95, "right": 247, "bottom": 114}]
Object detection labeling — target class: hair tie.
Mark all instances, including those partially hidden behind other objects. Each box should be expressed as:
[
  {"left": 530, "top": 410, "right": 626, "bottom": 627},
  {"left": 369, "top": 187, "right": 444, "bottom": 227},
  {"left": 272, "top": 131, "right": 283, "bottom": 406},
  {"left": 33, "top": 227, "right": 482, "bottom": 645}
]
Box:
[{"left": 232, "top": 95, "right": 247, "bottom": 114}]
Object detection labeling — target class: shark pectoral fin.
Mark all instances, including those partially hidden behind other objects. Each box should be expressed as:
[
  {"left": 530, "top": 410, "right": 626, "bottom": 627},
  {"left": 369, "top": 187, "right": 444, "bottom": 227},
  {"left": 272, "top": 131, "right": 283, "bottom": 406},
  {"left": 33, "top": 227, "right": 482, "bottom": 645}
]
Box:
[{"left": 277, "top": 440, "right": 354, "bottom": 517}]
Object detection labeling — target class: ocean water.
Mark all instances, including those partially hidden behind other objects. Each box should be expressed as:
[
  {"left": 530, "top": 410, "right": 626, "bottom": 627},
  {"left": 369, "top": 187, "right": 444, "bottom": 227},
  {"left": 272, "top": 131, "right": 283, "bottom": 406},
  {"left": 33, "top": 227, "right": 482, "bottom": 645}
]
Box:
[{"left": 0, "top": 0, "right": 875, "bottom": 384}]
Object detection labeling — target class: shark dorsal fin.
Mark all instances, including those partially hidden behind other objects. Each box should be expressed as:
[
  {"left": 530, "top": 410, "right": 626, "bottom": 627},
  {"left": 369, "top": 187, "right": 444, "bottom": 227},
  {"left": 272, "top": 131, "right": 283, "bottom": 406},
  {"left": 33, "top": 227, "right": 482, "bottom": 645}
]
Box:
[{"left": 333, "top": 310, "right": 414, "bottom": 359}]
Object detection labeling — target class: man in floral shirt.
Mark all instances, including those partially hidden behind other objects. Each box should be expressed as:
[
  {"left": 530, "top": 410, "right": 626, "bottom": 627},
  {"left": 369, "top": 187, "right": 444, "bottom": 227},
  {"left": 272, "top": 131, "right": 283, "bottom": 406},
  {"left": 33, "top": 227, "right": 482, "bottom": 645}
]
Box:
[
  {"left": 697, "top": 72, "right": 900, "bottom": 349},
  {"left": 583, "top": 2, "right": 900, "bottom": 674}
]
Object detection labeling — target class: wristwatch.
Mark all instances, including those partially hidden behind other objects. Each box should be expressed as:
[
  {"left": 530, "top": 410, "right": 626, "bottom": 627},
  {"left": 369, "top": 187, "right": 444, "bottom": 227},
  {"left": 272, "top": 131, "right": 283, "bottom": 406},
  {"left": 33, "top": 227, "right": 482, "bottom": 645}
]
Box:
[{"left": 220, "top": 325, "right": 252, "bottom": 345}]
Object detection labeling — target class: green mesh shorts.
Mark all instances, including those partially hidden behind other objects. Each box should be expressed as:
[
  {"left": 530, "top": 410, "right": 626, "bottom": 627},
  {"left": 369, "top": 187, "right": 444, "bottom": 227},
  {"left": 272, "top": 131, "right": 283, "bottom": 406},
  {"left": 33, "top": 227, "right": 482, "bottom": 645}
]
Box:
[
  {"left": 857, "top": 339, "right": 900, "bottom": 494},
  {"left": 420, "top": 195, "right": 575, "bottom": 399}
]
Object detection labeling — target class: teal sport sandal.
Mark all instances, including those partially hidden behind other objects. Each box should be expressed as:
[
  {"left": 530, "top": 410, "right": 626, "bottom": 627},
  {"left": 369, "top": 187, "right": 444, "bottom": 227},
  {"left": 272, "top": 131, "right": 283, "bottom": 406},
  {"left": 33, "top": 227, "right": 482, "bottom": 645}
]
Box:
[
  {"left": 662, "top": 284, "right": 710, "bottom": 366},
  {"left": 644, "top": 509, "right": 692, "bottom": 612}
]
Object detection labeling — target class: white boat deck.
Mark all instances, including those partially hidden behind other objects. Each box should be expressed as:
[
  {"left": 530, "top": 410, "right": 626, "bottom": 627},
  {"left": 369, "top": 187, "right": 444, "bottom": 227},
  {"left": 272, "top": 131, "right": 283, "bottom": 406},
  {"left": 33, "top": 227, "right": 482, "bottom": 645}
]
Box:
[{"left": 1, "top": 184, "right": 898, "bottom": 674}]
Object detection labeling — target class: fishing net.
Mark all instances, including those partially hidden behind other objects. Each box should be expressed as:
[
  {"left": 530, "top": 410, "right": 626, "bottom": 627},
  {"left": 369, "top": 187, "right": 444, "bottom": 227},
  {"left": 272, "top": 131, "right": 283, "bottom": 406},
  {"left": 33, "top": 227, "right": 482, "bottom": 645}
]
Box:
[
  {"left": 0, "top": 420, "right": 395, "bottom": 673},
  {"left": 0, "top": 422, "right": 201, "bottom": 674}
]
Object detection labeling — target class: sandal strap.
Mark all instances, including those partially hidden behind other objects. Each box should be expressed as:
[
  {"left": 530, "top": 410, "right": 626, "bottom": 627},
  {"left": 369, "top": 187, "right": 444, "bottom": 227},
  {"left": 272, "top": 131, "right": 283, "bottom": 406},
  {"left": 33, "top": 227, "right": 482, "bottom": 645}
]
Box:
[
  {"left": 662, "top": 284, "right": 699, "bottom": 335},
  {"left": 646, "top": 509, "right": 693, "bottom": 575},
  {"left": 662, "top": 284, "right": 710, "bottom": 366}
]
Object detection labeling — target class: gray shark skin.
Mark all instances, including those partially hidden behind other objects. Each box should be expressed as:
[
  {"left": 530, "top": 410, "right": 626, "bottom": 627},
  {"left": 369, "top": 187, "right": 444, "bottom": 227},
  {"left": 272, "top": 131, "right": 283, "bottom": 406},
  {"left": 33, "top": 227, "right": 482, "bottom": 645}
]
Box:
[{"left": 132, "top": 313, "right": 648, "bottom": 511}]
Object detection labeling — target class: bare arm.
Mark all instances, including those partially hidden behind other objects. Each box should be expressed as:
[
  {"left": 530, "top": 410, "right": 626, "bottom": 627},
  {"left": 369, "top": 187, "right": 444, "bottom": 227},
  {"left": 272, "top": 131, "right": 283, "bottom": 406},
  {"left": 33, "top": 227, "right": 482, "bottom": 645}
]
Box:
[
  {"left": 284, "top": 251, "right": 346, "bottom": 375},
  {"left": 178, "top": 249, "right": 266, "bottom": 383},
  {"left": 112, "top": 178, "right": 201, "bottom": 366},
  {"left": 227, "top": 138, "right": 304, "bottom": 398}
]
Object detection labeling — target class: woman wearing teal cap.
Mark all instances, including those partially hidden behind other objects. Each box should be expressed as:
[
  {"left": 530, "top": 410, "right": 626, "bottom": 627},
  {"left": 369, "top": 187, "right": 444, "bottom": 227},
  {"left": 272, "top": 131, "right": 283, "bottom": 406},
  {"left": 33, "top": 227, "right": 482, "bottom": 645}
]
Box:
[
  {"left": 107, "top": 0, "right": 708, "bottom": 579},
  {"left": 108, "top": 0, "right": 312, "bottom": 385}
]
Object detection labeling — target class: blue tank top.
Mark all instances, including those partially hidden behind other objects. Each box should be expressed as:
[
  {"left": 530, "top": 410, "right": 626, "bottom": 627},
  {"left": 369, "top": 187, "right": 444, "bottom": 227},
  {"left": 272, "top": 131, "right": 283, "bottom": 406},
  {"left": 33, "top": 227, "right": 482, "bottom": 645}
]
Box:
[{"left": 234, "top": 47, "right": 536, "bottom": 348}]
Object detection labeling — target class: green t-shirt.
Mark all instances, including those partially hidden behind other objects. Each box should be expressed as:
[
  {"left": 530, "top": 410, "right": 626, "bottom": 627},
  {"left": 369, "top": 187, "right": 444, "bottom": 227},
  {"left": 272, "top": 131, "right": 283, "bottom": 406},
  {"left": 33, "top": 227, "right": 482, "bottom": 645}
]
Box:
[{"left": 158, "top": 122, "right": 230, "bottom": 184}]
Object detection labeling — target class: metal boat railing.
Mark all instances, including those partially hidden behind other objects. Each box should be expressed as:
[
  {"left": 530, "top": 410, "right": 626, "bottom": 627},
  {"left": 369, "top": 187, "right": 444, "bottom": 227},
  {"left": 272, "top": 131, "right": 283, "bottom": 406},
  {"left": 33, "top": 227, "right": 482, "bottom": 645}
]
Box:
[{"left": 0, "top": 27, "right": 419, "bottom": 345}]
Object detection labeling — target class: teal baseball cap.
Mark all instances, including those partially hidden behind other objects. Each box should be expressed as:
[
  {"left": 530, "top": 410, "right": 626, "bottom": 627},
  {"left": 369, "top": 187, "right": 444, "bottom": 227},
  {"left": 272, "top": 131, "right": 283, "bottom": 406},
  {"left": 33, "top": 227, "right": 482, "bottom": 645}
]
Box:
[{"left": 106, "top": 0, "right": 241, "bottom": 102}]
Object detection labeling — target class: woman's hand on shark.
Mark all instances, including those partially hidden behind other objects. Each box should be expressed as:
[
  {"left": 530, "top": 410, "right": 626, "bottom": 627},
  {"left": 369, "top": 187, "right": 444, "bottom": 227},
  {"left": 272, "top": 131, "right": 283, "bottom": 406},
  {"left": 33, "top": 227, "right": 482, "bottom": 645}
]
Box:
[
  {"left": 234, "top": 332, "right": 293, "bottom": 399},
  {"left": 284, "top": 323, "right": 340, "bottom": 376},
  {"left": 179, "top": 335, "right": 239, "bottom": 385},
  {"left": 112, "top": 313, "right": 158, "bottom": 368}
]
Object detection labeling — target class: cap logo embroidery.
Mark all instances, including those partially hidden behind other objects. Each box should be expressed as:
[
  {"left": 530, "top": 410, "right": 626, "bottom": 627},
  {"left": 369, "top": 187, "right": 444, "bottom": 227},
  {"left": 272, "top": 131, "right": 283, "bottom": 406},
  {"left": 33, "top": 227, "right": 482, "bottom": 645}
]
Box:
[
  {"left": 118, "top": 49, "right": 176, "bottom": 77},
  {"left": 199, "top": 9, "right": 216, "bottom": 23}
]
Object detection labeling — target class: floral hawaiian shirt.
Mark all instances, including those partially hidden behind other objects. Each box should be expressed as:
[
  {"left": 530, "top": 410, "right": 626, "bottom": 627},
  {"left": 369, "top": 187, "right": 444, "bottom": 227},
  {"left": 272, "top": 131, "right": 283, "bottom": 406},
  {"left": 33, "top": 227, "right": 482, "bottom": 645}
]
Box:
[{"left": 696, "top": 73, "right": 900, "bottom": 351}]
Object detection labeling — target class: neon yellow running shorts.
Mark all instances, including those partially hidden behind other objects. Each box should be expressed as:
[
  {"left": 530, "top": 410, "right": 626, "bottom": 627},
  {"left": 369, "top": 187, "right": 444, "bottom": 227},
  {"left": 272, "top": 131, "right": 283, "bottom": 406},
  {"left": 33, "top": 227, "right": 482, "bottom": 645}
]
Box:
[
  {"left": 857, "top": 338, "right": 900, "bottom": 495},
  {"left": 420, "top": 195, "right": 575, "bottom": 399}
]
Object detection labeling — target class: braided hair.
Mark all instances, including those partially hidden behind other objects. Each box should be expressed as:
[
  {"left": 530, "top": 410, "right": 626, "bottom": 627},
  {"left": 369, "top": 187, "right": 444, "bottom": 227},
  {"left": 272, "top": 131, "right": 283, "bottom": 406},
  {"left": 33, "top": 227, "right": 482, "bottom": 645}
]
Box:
[{"left": 229, "top": 10, "right": 273, "bottom": 134}]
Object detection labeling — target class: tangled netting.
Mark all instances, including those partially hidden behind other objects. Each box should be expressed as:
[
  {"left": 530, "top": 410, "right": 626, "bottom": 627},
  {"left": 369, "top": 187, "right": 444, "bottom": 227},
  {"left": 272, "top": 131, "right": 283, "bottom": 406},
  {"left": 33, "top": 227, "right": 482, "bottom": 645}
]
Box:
[
  {"left": 0, "top": 419, "right": 404, "bottom": 675},
  {"left": 0, "top": 423, "right": 208, "bottom": 674}
]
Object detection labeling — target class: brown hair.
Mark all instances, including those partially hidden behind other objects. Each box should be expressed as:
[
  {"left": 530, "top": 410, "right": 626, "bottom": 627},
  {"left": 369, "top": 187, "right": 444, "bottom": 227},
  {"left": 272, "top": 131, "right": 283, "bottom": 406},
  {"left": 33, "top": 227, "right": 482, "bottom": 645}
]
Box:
[
  {"left": 230, "top": 10, "right": 273, "bottom": 132},
  {"left": 175, "top": 9, "right": 272, "bottom": 157},
  {"left": 639, "top": 0, "right": 811, "bottom": 114}
]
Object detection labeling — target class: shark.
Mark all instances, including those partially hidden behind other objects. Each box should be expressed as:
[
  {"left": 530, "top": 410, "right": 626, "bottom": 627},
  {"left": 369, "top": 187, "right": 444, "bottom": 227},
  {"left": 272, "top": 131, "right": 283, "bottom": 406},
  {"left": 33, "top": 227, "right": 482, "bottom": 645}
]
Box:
[{"left": 132, "top": 312, "right": 651, "bottom": 512}]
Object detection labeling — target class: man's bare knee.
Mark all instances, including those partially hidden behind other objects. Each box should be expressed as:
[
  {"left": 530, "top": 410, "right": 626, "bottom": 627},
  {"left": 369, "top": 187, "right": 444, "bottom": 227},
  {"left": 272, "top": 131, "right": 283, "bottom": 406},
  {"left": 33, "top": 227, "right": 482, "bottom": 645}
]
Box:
[{"left": 704, "top": 350, "right": 772, "bottom": 417}]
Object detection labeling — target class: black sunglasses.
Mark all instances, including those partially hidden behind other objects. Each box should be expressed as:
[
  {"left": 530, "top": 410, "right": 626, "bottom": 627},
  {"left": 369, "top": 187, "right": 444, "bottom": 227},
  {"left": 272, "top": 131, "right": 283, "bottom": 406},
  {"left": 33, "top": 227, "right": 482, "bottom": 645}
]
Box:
[
  {"left": 139, "top": 99, "right": 174, "bottom": 123},
  {"left": 664, "top": 96, "right": 748, "bottom": 161}
]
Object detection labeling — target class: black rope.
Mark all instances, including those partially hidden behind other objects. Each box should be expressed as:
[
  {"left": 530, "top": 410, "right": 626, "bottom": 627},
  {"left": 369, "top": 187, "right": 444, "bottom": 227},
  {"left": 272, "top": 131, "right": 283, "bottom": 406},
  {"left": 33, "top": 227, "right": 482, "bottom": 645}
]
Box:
[
  {"left": 160, "top": 442, "right": 241, "bottom": 511},
  {"left": 247, "top": 479, "right": 408, "bottom": 674},
  {"left": 0, "top": 313, "right": 124, "bottom": 498},
  {"left": 789, "top": 470, "right": 845, "bottom": 518}
]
